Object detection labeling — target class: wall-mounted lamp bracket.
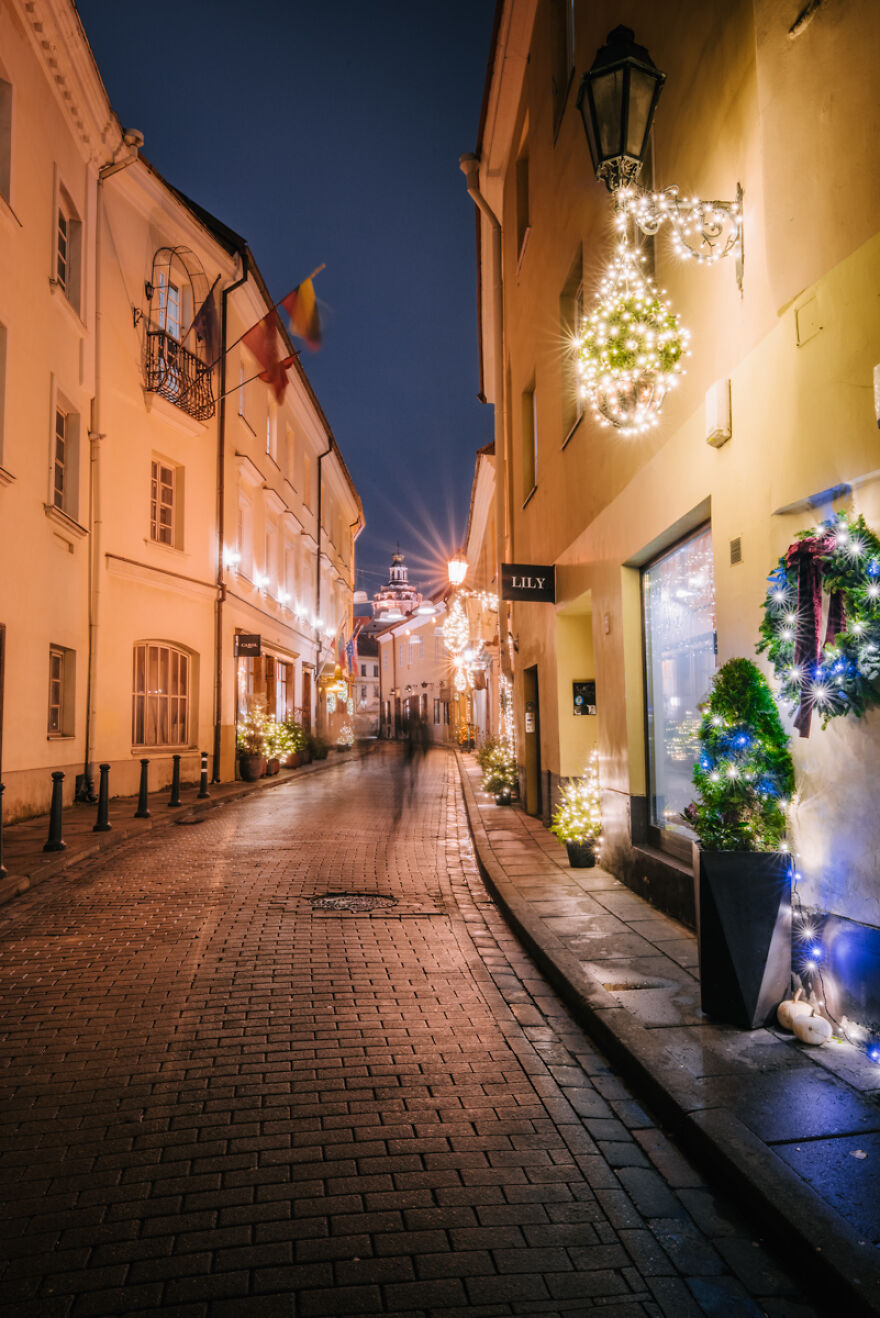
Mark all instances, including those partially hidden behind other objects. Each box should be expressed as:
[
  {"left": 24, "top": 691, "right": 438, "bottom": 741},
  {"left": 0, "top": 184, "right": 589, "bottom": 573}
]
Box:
[{"left": 617, "top": 183, "right": 744, "bottom": 290}]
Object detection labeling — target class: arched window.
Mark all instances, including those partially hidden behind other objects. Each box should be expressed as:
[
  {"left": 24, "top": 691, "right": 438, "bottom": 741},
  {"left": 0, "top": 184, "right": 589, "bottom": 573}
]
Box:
[
  {"left": 143, "top": 247, "right": 215, "bottom": 421},
  {"left": 132, "top": 642, "right": 191, "bottom": 746}
]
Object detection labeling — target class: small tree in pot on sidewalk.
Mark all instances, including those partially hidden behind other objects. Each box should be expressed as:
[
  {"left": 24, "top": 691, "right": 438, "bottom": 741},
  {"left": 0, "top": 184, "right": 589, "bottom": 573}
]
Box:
[
  {"left": 684, "top": 657, "right": 795, "bottom": 1029},
  {"left": 551, "top": 751, "right": 602, "bottom": 867}
]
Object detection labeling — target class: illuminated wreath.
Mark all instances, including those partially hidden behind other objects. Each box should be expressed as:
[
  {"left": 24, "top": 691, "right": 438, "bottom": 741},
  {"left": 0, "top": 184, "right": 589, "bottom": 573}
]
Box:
[{"left": 757, "top": 512, "right": 880, "bottom": 736}]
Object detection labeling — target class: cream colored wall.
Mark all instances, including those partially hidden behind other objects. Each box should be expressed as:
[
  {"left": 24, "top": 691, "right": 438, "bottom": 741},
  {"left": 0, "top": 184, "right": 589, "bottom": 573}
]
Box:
[
  {"left": 554, "top": 605, "right": 597, "bottom": 779},
  {"left": 0, "top": 1, "right": 98, "bottom": 814},
  {"left": 480, "top": 0, "right": 880, "bottom": 923}
]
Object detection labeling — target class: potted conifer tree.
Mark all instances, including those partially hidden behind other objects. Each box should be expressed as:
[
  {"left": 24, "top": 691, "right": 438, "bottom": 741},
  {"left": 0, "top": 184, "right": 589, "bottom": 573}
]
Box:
[
  {"left": 684, "top": 658, "right": 794, "bottom": 1029},
  {"left": 551, "top": 752, "right": 602, "bottom": 867}
]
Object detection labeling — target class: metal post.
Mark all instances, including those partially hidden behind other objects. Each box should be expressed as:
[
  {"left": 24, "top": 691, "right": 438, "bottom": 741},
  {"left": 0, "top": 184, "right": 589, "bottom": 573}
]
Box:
[
  {"left": 134, "top": 758, "right": 151, "bottom": 818},
  {"left": 0, "top": 783, "right": 7, "bottom": 879},
  {"left": 93, "top": 763, "right": 111, "bottom": 832},
  {"left": 168, "top": 754, "right": 182, "bottom": 807},
  {"left": 43, "top": 771, "right": 67, "bottom": 852},
  {"left": 198, "top": 751, "right": 210, "bottom": 799}
]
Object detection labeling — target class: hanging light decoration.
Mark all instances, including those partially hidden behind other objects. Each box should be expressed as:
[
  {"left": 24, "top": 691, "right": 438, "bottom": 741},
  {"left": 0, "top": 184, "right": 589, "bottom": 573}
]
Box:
[
  {"left": 576, "top": 232, "right": 690, "bottom": 436},
  {"left": 443, "top": 596, "right": 469, "bottom": 658},
  {"left": 454, "top": 666, "right": 468, "bottom": 693}
]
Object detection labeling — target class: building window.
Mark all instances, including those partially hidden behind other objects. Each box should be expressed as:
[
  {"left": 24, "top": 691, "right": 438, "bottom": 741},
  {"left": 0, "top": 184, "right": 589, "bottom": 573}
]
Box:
[
  {"left": 360, "top": 663, "right": 366, "bottom": 677},
  {"left": 642, "top": 525, "right": 716, "bottom": 856},
  {"left": 48, "top": 645, "right": 75, "bottom": 737},
  {"left": 399, "top": 642, "right": 405, "bottom": 665},
  {"left": 237, "top": 492, "right": 253, "bottom": 577},
  {"left": 276, "top": 660, "right": 293, "bottom": 722},
  {"left": 433, "top": 698, "right": 441, "bottom": 724},
  {"left": 0, "top": 77, "right": 11, "bottom": 205},
  {"left": 157, "top": 273, "right": 182, "bottom": 340},
  {"left": 373, "top": 664, "right": 378, "bottom": 678},
  {"left": 550, "top": 0, "right": 575, "bottom": 131},
  {"left": 515, "top": 142, "right": 530, "bottom": 260},
  {"left": 150, "top": 458, "right": 179, "bottom": 546},
  {"left": 238, "top": 359, "right": 247, "bottom": 418},
  {"left": 285, "top": 426, "right": 296, "bottom": 484},
  {"left": 0, "top": 320, "right": 6, "bottom": 470},
  {"left": 418, "top": 637, "right": 425, "bottom": 660},
  {"left": 55, "top": 187, "right": 82, "bottom": 312},
  {"left": 52, "top": 403, "right": 79, "bottom": 519},
  {"left": 303, "top": 452, "right": 312, "bottom": 509},
  {"left": 132, "top": 642, "right": 190, "bottom": 747},
  {"left": 361, "top": 685, "right": 367, "bottom": 702},
  {"left": 521, "top": 384, "right": 537, "bottom": 500},
  {"left": 560, "top": 250, "right": 584, "bottom": 443}
]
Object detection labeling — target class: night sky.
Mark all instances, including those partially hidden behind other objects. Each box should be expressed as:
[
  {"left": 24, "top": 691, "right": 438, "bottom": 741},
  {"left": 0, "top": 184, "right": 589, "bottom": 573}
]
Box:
[{"left": 75, "top": 0, "right": 497, "bottom": 598}]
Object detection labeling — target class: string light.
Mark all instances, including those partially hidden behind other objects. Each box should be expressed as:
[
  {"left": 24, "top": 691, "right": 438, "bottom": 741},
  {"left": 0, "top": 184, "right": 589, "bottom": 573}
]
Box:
[
  {"left": 575, "top": 234, "right": 690, "bottom": 436},
  {"left": 550, "top": 751, "right": 603, "bottom": 850},
  {"left": 617, "top": 185, "right": 742, "bottom": 265}
]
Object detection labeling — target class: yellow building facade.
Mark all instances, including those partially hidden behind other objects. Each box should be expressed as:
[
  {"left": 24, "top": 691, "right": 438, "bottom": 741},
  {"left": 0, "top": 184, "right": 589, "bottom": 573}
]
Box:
[
  {"left": 464, "top": 1, "right": 880, "bottom": 1021},
  {"left": 0, "top": 0, "right": 362, "bottom": 820}
]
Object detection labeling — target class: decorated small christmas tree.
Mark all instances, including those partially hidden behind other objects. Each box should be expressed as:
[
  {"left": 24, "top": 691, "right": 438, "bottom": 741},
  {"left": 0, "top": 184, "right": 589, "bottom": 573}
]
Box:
[
  {"left": 551, "top": 751, "right": 602, "bottom": 846},
  {"left": 684, "top": 658, "right": 794, "bottom": 851}
]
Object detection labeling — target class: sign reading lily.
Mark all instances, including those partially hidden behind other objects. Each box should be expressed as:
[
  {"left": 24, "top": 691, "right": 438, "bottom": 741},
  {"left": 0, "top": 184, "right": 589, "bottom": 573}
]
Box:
[{"left": 575, "top": 238, "right": 690, "bottom": 436}]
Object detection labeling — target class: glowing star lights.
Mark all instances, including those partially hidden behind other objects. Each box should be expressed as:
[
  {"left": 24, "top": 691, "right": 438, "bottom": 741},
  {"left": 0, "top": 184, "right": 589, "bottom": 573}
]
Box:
[{"left": 575, "top": 238, "right": 690, "bottom": 436}]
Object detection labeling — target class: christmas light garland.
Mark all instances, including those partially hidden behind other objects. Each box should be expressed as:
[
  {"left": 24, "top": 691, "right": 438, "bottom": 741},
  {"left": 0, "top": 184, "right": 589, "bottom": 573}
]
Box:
[{"left": 758, "top": 512, "right": 880, "bottom": 733}]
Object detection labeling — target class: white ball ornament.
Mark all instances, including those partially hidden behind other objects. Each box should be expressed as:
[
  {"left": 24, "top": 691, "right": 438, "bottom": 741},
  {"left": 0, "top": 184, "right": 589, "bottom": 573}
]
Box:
[{"left": 792, "top": 1009, "right": 833, "bottom": 1046}]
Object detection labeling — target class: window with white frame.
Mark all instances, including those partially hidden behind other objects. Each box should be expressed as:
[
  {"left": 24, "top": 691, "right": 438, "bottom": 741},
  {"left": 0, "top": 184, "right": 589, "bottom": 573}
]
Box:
[
  {"left": 642, "top": 525, "right": 716, "bottom": 854},
  {"left": 238, "top": 359, "right": 247, "bottom": 418},
  {"left": 276, "top": 660, "right": 293, "bottom": 721},
  {"left": 150, "top": 458, "right": 181, "bottom": 547},
  {"left": 266, "top": 407, "right": 277, "bottom": 462},
  {"left": 0, "top": 77, "right": 11, "bottom": 205},
  {"left": 157, "top": 272, "right": 182, "bottom": 340},
  {"left": 373, "top": 664, "right": 378, "bottom": 678},
  {"left": 48, "top": 645, "right": 75, "bottom": 737},
  {"left": 285, "top": 426, "right": 296, "bottom": 485},
  {"left": 418, "top": 637, "right": 425, "bottom": 660},
  {"left": 237, "top": 491, "right": 253, "bottom": 577},
  {"left": 132, "top": 642, "right": 190, "bottom": 747},
  {"left": 265, "top": 519, "right": 277, "bottom": 587},
  {"left": 303, "top": 451, "right": 312, "bottom": 508},
  {"left": 55, "top": 186, "right": 82, "bottom": 312},
  {"left": 399, "top": 642, "right": 405, "bottom": 665},
  {"left": 52, "top": 401, "right": 79, "bottom": 519}
]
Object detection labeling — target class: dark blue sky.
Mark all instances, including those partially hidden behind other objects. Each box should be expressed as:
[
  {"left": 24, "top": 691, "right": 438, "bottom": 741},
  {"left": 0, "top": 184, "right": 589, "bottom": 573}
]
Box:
[{"left": 76, "top": 0, "right": 496, "bottom": 597}]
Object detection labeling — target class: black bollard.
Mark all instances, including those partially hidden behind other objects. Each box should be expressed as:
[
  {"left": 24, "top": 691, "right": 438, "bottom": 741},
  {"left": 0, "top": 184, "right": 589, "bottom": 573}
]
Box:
[
  {"left": 168, "top": 755, "right": 182, "bottom": 808},
  {"left": 198, "top": 751, "right": 210, "bottom": 799},
  {"left": 0, "top": 783, "right": 7, "bottom": 879},
  {"left": 93, "top": 764, "right": 111, "bottom": 832},
  {"left": 134, "top": 758, "right": 151, "bottom": 818},
  {"left": 43, "top": 771, "right": 67, "bottom": 852}
]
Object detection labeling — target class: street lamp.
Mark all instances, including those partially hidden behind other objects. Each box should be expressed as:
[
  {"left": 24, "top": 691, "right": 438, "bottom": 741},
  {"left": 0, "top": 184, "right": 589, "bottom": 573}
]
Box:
[
  {"left": 576, "top": 25, "right": 665, "bottom": 195},
  {"left": 577, "top": 26, "right": 742, "bottom": 277},
  {"left": 447, "top": 550, "right": 468, "bottom": 588}
]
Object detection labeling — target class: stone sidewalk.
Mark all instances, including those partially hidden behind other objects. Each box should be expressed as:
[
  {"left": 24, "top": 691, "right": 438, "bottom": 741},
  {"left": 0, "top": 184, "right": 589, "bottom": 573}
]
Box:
[
  {"left": 456, "top": 752, "right": 880, "bottom": 1317},
  {"left": 0, "top": 746, "right": 372, "bottom": 909}
]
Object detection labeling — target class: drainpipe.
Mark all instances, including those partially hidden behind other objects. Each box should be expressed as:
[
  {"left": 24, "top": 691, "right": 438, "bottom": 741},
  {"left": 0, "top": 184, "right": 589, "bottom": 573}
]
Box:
[
  {"left": 314, "top": 438, "right": 333, "bottom": 730},
  {"left": 213, "top": 250, "right": 249, "bottom": 780},
  {"left": 79, "top": 131, "right": 142, "bottom": 801},
  {"left": 459, "top": 154, "right": 509, "bottom": 676}
]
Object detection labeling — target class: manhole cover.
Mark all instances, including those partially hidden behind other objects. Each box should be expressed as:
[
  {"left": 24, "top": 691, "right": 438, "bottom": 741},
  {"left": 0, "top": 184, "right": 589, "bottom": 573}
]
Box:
[{"left": 308, "top": 891, "right": 397, "bottom": 913}]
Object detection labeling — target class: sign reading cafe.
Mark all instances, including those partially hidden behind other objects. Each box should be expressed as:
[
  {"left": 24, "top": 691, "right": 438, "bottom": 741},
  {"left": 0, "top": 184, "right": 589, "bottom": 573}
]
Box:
[{"left": 501, "top": 563, "right": 556, "bottom": 603}]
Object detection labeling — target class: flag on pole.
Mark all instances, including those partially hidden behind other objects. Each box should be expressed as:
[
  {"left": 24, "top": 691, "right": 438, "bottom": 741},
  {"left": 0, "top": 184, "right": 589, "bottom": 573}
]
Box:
[
  {"left": 345, "top": 636, "right": 355, "bottom": 675},
  {"left": 242, "top": 310, "right": 296, "bottom": 403},
  {"left": 281, "top": 279, "right": 321, "bottom": 350},
  {"left": 190, "top": 276, "right": 221, "bottom": 362}
]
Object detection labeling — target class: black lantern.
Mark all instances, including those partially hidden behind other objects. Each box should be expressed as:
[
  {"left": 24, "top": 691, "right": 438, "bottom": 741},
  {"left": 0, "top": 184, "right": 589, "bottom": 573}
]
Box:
[{"left": 577, "top": 26, "right": 666, "bottom": 193}]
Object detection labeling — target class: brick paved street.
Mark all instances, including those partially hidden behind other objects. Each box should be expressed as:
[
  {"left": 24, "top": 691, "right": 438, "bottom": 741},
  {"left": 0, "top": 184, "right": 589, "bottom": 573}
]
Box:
[{"left": 0, "top": 747, "right": 820, "bottom": 1317}]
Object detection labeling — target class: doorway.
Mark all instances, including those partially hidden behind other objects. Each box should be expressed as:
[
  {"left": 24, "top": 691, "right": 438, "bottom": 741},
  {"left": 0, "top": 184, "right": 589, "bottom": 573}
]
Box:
[{"left": 523, "top": 664, "right": 541, "bottom": 817}]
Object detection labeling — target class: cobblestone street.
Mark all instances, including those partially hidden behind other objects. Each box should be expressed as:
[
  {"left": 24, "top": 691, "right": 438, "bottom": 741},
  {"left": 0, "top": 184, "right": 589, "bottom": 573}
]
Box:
[{"left": 0, "top": 747, "right": 820, "bottom": 1317}]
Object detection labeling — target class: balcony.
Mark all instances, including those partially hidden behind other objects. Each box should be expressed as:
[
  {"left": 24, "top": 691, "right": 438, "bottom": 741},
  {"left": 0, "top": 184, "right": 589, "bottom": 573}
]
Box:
[{"left": 145, "top": 329, "right": 215, "bottom": 422}]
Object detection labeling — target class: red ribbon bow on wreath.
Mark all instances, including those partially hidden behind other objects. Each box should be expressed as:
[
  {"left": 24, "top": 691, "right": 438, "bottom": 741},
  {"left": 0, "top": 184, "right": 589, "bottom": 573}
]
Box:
[{"left": 785, "top": 534, "right": 846, "bottom": 737}]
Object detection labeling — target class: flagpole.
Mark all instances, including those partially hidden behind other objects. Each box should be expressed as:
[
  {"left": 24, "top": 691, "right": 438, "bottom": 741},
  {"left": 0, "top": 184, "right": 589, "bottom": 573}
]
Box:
[
  {"left": 212, "top": 363, "right": 298, "bottom": 404},
  {"left": 204, "top": 262, "right": 326, "bottom": 372},
  {"left": 176, "top": 263, "right": 324, "bottom": 408}
]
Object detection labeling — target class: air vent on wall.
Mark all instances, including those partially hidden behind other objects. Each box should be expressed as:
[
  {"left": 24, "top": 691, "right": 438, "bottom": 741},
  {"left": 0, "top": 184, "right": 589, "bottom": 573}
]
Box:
[{"left": 730, "top": 537, "right": 743, "bottom": 565}]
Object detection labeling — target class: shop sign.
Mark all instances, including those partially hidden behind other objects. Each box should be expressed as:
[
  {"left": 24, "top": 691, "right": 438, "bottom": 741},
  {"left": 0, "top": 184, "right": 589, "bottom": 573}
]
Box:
[
  {"left": 501, "top": 563, "right": 556, "bottom": 603},
  {"left": 573, "top": 680, "right": 596, "bottom": 715},
  {"left": 234, "top": 633, "right": 261, "bottom": 657}
]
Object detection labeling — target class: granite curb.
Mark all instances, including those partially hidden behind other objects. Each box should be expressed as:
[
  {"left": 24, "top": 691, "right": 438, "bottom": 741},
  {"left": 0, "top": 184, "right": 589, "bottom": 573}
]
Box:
[
  {"left": 0, "top": 743, "right": 373, "bottom": 909},
  {"left": 455, "top": 749, "right": 880, "bottom": 1318}
]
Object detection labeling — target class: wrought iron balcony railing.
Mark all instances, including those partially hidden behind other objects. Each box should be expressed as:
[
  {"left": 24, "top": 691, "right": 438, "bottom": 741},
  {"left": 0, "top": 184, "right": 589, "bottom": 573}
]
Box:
[{"left": 145, "top": 329, "right": 215, "bottom": 422}]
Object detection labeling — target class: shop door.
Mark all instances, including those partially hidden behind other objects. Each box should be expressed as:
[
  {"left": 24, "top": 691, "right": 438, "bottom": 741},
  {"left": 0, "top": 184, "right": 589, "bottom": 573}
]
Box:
[{"left": 523, "top": 664, "right": 541, "bottom": 817}]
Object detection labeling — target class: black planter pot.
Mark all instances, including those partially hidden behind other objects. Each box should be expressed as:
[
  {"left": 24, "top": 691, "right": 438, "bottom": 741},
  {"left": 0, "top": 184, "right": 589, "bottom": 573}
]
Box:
[
  {"left": 696, "top": 849, "right": 791, "bottom": 1029},
  {"left": 565, "top": 839, "right": 596, "bottom": 868},
  {"left": 495, "top": 787, "right": 512, "bottom": 806}
]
